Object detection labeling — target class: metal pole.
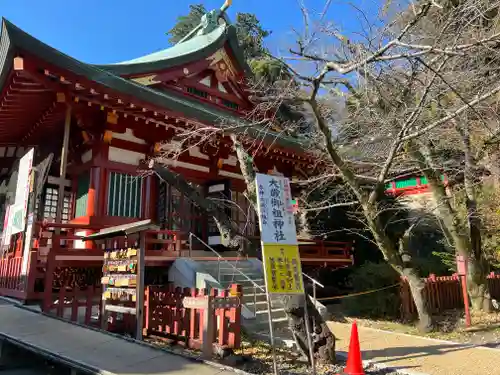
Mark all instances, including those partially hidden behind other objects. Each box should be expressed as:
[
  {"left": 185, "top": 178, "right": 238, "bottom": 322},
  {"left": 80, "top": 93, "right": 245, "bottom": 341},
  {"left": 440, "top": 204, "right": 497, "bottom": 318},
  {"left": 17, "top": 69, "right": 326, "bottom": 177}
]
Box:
[
  {"left": 136, "top": 232, "right": 146, "bottom": 340},
  {"left": 189, "top": 232, "right": 193, "bottom": 258},
  {"left": 254, "top": 285, "right": 257, "bottom": 316},
  {"left": 312, "top": 282, "right": 317, "bottom": 333},
  {"left": 303, "top": 293, "right": 316, "bottom": 375},
  {"left": 217, "top": 257, "right": 221, "bottom": 281},
  {"left": 265, "top": 292, "right": 279, "bottom": 375}
]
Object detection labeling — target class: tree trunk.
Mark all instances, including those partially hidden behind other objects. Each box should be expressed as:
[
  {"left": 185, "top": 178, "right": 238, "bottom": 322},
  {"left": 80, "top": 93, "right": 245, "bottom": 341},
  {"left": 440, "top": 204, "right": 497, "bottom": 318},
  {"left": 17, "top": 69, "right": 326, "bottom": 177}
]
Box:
[
  {"left": 281, "top": 294, "right": 336, "bottom": 364},
  {"left": 403, "top": 268, "right": 433, "bottom": 331},
  {"left": 149, "top": 160, "right": 252, "bottom": 253},
  {"left": 363, "top": 203, "right": 434, "bottom": 332},
  {"left": 468, "top": 255, "right": 492, "bottom": 312},
  {"left": 151, "top": 158, "right": 337, "bottom": 362},
  {"left": 410, "top": 142, "right": 492, "bottom": 311},
  {"left": 459, "top": 123, "right": 492, "bottom": 312},
  {"left": 229, "top": 135, "right": 338, "bottom": 363}
]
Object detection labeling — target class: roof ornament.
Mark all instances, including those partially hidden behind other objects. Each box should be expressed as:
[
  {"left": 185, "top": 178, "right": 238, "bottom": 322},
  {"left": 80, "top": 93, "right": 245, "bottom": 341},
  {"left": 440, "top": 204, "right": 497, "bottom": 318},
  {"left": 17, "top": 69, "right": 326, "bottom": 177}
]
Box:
[
  {"left": 220, "top": 0, "right": 233, "bottom": 12},
  {"left": 197, "top": 10, "right": 219, "bottom": 36},
  {"left": 176, "top": 0, "right": 233, "bottom": 44}
]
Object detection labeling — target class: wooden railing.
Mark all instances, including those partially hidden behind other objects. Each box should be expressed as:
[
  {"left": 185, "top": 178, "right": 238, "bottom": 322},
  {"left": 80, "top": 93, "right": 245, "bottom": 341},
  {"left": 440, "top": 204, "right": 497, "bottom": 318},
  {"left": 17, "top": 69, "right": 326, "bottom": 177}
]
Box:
[
  {"left": 0, "top": 251, "right": 39, "bottom": 300},
  {"left": 144, "top": 229, "right": 185, "bottom": 255},
  {"left": 298, "top": 239, "right": 353, "bottom": 262},
  {"left": 400, "top": 273, "right": 500, "bottom": 321},
  {"left": 41, "top": 283, "right": 243, "bottom": 349},
  {"left": 144, "top": 284, "right": 242, "bottom": 349},
  {"left": 42, "top": 285, "right": 102, "bottom": 327},
  {"left": 37, "top": 222, "right": 186, "bottom": 256}
]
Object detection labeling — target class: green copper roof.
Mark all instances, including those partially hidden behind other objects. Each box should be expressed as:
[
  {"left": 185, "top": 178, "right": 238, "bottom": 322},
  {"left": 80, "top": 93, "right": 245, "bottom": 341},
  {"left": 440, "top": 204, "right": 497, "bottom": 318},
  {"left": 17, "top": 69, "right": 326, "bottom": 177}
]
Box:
[
  {"left": 0, "top": 18, "right": 307, "bottom": 153},
  {"left": 95, "top": 13, "right": 251, "bottom": 77},
  {"left": 115, "top": 25, "right": 227, "bottom": 65}
]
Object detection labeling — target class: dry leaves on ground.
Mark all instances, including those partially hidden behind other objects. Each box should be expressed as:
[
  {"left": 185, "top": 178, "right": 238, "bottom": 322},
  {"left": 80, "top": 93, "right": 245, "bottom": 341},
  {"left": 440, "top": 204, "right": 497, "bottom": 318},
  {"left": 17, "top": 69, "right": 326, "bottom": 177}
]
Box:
[{"left": 336, "top": 310, "right": 500, "bottom": 347}]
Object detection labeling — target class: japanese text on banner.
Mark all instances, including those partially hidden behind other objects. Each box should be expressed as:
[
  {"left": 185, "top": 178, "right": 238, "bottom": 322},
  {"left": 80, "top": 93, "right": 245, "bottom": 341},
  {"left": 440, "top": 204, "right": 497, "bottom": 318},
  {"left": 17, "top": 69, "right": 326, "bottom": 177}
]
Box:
[
  {"left": 255, "top": 173, "right": 297, "bottom": 245},
  {"left": 262, "top": 244, "right": 304, "bottom": 294}
]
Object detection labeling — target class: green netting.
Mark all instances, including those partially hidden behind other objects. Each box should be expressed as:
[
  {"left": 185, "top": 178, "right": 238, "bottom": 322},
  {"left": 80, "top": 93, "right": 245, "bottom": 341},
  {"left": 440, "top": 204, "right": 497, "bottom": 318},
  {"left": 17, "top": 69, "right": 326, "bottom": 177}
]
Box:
[
  {"left": 107, "top": 172, "right": 142, "bottom": 218},
  {"left": 74, "top": 172, "right": 90, "bottom": 218},
  {"left": 395, "top": 178, "right": 418, "bottom": 189}
]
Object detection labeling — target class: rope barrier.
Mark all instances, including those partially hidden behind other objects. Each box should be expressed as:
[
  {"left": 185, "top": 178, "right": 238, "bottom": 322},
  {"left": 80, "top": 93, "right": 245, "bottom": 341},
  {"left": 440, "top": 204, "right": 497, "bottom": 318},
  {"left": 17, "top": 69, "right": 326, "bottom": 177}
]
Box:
[{"left": 316, "top": 282, "right": 401, "bottom": 301}]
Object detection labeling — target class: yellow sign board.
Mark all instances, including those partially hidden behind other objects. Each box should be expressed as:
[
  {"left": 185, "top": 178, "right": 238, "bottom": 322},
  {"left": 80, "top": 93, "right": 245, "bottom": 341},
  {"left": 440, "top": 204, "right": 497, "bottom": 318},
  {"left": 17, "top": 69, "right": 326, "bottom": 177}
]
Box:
[{"left": 262, "top": 244, "right": 304, "bottom": 295}]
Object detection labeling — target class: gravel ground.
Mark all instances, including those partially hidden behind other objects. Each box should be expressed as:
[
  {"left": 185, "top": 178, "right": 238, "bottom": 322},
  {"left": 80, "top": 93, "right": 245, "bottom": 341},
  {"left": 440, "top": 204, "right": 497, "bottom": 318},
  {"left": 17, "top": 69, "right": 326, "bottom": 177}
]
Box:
[
  {"left": 237, "top": 356, "right": 403, "bottom": 375},
  {"left": 147, "top": 337, "right": 404, "bottom": 375}
]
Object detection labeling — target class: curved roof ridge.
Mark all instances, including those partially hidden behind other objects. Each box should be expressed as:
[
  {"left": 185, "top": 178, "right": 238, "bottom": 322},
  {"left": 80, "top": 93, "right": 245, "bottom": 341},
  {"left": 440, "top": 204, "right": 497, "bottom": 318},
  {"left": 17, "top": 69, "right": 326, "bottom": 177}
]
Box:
[
  {"left": 93, "top": 10, "right": 250, "bottom": 77},
  {"left": 112, "top": 23, "right": 227, "bottom": 66}
]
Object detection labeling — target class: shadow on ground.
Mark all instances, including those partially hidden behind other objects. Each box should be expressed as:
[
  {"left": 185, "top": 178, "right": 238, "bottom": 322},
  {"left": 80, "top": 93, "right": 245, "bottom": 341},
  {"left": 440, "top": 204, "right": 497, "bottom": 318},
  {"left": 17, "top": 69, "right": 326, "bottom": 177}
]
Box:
[{"left": 363, "top": 343, "right": 482, "bottom": 364}]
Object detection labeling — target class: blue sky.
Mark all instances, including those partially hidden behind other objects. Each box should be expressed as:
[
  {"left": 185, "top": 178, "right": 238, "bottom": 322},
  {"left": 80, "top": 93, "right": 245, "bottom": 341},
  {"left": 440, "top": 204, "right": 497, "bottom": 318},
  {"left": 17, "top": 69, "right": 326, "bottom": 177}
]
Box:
[{"left": 0, "top": 0, "right": 385, "bottom": 64}]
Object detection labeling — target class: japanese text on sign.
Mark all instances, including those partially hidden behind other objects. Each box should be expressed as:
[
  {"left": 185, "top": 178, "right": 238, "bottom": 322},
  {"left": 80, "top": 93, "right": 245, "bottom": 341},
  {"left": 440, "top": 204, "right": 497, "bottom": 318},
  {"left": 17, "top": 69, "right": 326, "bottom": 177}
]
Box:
[
  {"left": 255, "top": 173, "right": 297, "bottom": 245},
  {"left": 262, "top": 244, "right": 304, "bottom": 294}
]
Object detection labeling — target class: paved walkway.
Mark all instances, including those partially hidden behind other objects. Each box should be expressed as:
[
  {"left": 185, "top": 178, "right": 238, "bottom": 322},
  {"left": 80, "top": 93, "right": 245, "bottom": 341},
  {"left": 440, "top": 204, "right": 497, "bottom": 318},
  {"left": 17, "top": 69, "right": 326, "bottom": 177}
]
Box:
[
  {"left": 328, "top": 321, "right": 500, "bottom": 375},
  {"left": 0, "top": 301, "right": 225, "bottom": 375}
]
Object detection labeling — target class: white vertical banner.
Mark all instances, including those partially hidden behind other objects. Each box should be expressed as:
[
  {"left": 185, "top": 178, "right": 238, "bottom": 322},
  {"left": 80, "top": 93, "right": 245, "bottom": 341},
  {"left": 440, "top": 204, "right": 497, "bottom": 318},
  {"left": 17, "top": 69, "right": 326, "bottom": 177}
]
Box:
[
  {"left": 21, "top": 213, "right": 34, "bottom": 275},
  {"left": 10, "top": 148, "right": 34, "bottom": 235},
  {"left": 254, "top": 173, "right": 297, "bottom": 245},
  {"left": 1, "top": 204, "right": 12, "bottom": 252}
]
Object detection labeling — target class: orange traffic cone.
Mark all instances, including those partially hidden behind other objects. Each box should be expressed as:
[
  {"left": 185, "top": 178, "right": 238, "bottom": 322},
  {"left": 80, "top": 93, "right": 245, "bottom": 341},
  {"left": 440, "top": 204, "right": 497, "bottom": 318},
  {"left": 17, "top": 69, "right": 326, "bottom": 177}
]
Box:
[{"left": 343, "top": 321, "right": 365, "bottom": 375}]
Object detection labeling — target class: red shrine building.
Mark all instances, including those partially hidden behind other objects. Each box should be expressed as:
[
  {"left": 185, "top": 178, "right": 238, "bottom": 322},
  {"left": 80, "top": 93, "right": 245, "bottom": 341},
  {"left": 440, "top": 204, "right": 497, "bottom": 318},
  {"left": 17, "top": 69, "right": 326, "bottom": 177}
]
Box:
[{"left": 0, "top": 9, "right": 355, "bottom": 302}]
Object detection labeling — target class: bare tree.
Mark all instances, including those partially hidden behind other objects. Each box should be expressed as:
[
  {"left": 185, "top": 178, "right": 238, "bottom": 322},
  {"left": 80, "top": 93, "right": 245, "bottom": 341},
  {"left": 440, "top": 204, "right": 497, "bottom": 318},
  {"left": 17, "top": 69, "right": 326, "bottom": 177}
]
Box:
[
  {"left": 238, "top": 0, "right": 500, "bottom": 325},
  {"left": 148, "top": 0, "right": 500, "bottom": 363},
  {"left": 280, "top": 0, "right": 500, "bottom": 317}
]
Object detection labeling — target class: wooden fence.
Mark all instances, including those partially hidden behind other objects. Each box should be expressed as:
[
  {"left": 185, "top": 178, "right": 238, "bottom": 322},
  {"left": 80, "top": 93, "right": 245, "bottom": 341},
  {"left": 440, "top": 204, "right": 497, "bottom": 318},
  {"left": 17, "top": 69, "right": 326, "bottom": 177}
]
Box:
[
  {"left": 42, "top": 285, "right": 102, "bottom": 327},
  {"left": 0, "top": 252, "right": 39, "bottom": 300},
  {"left": 144, "top": 284, "right": 242, "bottom": 349},
  {"left": 400, "top": 273, "right": 500, "bottom": 320},
  {"left": 41, "top": 283, "right": 243, "bottom": 349}
]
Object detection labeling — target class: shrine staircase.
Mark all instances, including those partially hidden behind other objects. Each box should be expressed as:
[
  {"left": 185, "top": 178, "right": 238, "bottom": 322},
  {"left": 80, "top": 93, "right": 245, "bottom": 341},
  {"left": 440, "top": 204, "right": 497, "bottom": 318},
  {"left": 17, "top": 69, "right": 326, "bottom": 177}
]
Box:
[
  {"left": 200, "top": 259, "right": 291, "bottom": 342},
  {"left": 170, "top": 233, "right": 328, "bottom": 347}
]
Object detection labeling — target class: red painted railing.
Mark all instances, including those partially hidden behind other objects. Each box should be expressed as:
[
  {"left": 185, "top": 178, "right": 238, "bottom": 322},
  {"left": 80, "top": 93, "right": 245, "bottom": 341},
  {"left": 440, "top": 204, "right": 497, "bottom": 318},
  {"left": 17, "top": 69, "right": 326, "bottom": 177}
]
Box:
[
  {"left": 36, "top": 221, "right": 353, "bottom": 264},
  {"left": 0, "top": 251, "right": 38, "bottom": 300},
  {"left": 0, "top": 256, "right": 23, "bottom": 291},
  {"left": 400, "top": 273, "right": 500, "bottom": 320},
  {"left": 42, "top": 286, "right": 102, "bottom": 327},
  {"left": 144, "top": 229, "right": 185, "bottom": 254},
  {"left": 298, "top": 239, "right": 353, "bottom": 262},
  {"left": 144, "top": 284, "right": 242, "bottom": 349},
  {"left": 38, "top": 222, "right": 186, "bottom": 255}
]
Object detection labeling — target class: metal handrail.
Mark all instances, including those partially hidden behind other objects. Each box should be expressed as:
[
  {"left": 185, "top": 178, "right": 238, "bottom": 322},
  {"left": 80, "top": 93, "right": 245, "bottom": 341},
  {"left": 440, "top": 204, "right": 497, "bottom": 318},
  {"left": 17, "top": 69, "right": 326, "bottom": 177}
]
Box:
[
  {"left": 188, "top": 232, "right": 265, "bottom": 293},
  {"left": 303, "top": 272, "right": 324, "bottom": 288},
  {"left": 189, "top": 233, "right": 325, "bottom": 290}
]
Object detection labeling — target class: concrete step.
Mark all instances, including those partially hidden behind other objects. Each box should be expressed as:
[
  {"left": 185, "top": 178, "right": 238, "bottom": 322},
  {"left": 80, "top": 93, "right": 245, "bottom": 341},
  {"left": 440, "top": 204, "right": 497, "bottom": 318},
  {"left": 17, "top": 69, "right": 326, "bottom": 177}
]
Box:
[
  {"left": 242, "top": 293, "right": 268, "bottom": 303},
  {"left": 255, "top": 307, "right": 287, "bottom": 321},
  {"left": 241, "top": 290, "right": 286, "bottom": 309},
  {"left": 244, "top": 316, "right": 289, "bottom": 332},
  {"left": 232, "top": 278, "right": 265, "bottom": 287},
  {"left": 242, "top": 285, "right": 266, "bottom": 296},
  {"left": 219, "top": 274, "right": 263, "bottom": 283},
  {"left": 245, "top": 301, "right": 285, "bottom": 314},
  {"left": 202, "top": 262, "right": 257, "bottom": 271}
]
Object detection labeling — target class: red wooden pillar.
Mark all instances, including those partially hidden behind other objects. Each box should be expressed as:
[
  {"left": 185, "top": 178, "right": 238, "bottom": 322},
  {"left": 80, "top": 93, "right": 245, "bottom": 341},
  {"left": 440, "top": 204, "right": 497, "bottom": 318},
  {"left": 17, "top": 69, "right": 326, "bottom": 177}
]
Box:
[
  {"left": 98, "top": 168, "right": 108, "bottom": 216},
  {"left": 143, "top": 175, "right": 156, "bottom": 219},
  {"left": 86, "top": 167, "right": 101, "bottom": 217}
]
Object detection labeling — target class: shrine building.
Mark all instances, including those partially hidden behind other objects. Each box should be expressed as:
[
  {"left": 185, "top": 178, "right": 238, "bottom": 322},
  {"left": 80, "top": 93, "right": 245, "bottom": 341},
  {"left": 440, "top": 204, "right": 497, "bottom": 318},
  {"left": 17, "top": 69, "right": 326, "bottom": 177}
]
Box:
[{"left": 0, "top": 6, "right": 356, "bottom": 303}]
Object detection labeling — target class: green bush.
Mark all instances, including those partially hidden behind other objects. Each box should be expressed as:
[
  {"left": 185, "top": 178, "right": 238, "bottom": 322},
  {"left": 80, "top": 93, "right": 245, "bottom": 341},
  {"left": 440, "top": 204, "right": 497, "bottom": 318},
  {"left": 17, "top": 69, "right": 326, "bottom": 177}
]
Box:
[{"left": 341, "top": 262, "right": 401, "bottom": 319}]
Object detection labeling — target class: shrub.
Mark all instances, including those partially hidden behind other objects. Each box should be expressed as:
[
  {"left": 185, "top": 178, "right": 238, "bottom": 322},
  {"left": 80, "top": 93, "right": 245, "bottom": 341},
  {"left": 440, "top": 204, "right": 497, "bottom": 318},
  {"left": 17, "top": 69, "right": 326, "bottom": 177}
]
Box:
[{"left": 341, "top": 262, "right": 401, "bottom": 319}]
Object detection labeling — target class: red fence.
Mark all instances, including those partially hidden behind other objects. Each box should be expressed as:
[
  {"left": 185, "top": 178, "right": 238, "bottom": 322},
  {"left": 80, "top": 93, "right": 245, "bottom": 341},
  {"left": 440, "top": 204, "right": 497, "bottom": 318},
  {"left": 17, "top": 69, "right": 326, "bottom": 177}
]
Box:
[
  {"left": 400, "top": 273, "right": 500, "bottom": 320},
  {"left": 20, "top": 278, "right": 244, "bottom": 350},
  {"left": 144, "top": 284, "right": 242, "bottom": 349},
  {"left": 0, "top": 252, "right": 38, "bottom": 300},
  {"left": 42, "top": 286, "right": 102, "bottom": 327}
]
